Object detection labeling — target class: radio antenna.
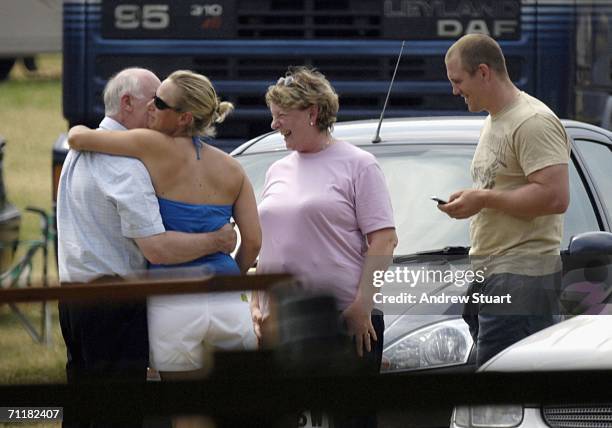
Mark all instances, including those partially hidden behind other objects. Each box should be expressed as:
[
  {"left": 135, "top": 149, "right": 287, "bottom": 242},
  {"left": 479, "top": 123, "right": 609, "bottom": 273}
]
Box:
[{"left": 372, "top": 40, "right": 405, "bottom": 144}]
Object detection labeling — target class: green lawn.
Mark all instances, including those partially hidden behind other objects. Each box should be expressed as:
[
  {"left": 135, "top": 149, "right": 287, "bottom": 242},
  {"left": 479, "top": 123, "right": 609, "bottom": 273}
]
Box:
[
  {"left": 1, "top": 54, "right": 64, "bottom": 255},
  {"left": 0, "top": 55, "right": 67, "bottom": 387}
]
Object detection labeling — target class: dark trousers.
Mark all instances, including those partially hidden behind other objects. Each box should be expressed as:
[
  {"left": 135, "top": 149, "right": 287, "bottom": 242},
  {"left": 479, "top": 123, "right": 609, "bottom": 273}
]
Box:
[
  {"left": 58, "top": 299, "right": 149, "bottom": 428},
  {"left": 332, "top": 309, "right": 384, "bottom": 428},
  {"left": 463, "top": 272, "right": 561, "bottom": 367},
  {"left": 340, "top": 308, "right": 385, "bottom": 374}
]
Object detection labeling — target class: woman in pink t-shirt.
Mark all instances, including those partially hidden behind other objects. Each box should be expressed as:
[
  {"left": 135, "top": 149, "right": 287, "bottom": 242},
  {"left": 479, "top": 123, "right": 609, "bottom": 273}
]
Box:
[{"left": 251, "top": 67, "right": 398, "bottom": 373}]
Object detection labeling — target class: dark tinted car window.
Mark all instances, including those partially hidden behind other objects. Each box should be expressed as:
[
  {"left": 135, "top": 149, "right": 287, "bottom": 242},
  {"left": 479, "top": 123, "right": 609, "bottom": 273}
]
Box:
[
  {"left": 574, "top": 139, "right": 612, "bottom": 220},
  {"left": 563, "top": 157, "right": 601, "bottom": 247}
]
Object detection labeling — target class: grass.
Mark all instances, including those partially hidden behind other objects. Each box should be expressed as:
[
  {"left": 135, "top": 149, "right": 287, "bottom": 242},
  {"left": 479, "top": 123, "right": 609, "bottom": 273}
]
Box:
[
  {"left": 0, "top": 54, "right": 67, "bottom": 388},
  {"left": 0, "top": 304, "right": 65, "bottom": 383},
  {"left": 1, "top": 54, "right": 64, "bottom": 259}
]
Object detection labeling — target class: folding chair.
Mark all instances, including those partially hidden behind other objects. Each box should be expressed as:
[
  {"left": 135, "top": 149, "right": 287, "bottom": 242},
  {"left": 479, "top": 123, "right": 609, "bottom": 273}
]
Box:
[{"left": 0, "top": 206, "right": 52, "bottom": 345}]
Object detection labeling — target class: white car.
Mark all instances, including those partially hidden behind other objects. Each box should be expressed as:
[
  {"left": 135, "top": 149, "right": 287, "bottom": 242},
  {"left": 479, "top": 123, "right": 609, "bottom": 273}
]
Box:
[{"left": 450, "top": 314, "right": 612, "bottom": 428}]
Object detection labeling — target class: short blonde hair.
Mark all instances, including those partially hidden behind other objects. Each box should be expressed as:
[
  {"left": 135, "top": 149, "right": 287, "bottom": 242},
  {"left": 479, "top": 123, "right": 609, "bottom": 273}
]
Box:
[
  {"left": 265, "top": 66, "right": 339, "bottom": 132},
  {"left": 167, "top": 70, "right": 234, "bottom": 137},
  {"left": 446, "top": 34, "right": 508, "bottom": 77}
]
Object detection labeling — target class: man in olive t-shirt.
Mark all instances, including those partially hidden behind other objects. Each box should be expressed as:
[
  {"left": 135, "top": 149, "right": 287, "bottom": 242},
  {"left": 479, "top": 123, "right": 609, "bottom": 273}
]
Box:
[{"left": 441, "top": 34, "right": 570, "bottom": 366}]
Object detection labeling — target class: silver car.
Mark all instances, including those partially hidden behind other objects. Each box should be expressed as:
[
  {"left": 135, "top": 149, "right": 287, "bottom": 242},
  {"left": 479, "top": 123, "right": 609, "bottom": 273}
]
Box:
[{"left": 234, "top": 115, "right": 612, "bottom": 426}]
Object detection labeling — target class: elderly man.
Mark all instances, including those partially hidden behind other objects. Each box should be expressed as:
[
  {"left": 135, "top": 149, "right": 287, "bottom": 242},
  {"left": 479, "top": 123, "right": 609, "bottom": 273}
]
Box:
[
  {"left": 440, "top": 34, "right": 570, "bottom": 366},
  {"left": 57, "top": 67, "right": 236, "bottom": 387}
]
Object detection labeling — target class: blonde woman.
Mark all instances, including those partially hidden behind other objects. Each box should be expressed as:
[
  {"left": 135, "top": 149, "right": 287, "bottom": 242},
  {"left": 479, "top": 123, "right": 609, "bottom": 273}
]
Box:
[
  {"left": 68, "top": 70, "right": 261, "bottom": 381},
  {"left": 252, "top": 66, "right": 397, "bottom": 363},
  {"left": 252, "top": 67, "right": 397, "bottom": 428}
]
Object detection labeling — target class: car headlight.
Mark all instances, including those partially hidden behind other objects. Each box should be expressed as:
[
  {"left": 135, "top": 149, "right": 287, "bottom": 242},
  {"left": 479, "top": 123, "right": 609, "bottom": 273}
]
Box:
[
  {"left": 453, "top": 405, "right": 524, "bottom": 427},
  {"left": 381, "top": 318, "right": 473, "bottom": 372}
]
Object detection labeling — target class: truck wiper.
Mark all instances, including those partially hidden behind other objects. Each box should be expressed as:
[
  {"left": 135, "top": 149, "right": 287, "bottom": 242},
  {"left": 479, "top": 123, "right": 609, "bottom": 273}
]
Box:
[{"left": 393, "top": 246, "right": 470, "bottom": 264}]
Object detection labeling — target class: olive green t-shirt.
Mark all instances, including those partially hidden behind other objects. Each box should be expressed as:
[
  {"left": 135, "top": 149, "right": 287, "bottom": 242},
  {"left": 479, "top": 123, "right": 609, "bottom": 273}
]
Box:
[{"left": 469, "top": 91, "right": 570, "bottom": 275}]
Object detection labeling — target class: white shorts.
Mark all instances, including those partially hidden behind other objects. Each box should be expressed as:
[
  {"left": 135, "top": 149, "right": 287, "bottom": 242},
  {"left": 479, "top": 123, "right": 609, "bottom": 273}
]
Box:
[{"left": 147, "top": 292, "right": 256, "bottom": 372}]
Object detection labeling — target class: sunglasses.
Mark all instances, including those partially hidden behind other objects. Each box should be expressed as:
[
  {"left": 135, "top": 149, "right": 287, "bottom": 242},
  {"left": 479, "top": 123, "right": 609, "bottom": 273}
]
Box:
[{"left": 153, "top": 95, "right": 181, "bottom": 112}]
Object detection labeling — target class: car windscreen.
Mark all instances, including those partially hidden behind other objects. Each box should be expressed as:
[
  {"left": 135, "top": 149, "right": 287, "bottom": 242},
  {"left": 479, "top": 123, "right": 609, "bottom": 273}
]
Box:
[
  {"left": 237, "top": 143, "right": 602, "bottom": 256},
  {"left": 236, "top": 144, "right": 474, "bottom": 255}
]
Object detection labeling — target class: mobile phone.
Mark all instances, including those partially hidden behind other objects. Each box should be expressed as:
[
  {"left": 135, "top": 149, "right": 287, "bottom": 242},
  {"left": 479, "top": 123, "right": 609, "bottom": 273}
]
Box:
[{"left": 430, "top": 196, "right": 448, "bottom": 205}]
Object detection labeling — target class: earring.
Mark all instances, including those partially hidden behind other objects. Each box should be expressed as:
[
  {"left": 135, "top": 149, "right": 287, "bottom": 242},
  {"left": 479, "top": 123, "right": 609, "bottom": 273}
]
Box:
[{"left": 309, "top": 121, "right": 314, "bottom": 126}]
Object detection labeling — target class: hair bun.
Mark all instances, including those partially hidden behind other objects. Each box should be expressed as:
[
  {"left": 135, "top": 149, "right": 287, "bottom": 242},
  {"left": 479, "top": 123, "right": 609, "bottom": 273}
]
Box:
[{"left": 215, "top": 100, "right": 234, "bottom": 123}]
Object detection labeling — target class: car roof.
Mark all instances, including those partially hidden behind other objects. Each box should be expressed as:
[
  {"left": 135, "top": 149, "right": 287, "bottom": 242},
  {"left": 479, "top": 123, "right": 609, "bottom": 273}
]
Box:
[{"left": 233, "top": 116, "right": 612, "bottom": 155}]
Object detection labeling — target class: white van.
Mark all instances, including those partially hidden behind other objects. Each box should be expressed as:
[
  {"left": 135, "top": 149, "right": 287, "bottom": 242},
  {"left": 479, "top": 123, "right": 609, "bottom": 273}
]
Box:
[{"left": 0, "top": 0, "right": 62, "bottom": 79}]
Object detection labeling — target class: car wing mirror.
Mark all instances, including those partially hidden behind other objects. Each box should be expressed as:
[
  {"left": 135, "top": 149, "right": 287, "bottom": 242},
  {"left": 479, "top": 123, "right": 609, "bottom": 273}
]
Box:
[
  {"left": 565, "top": 231, "right": 612, "bottom": 283},
  {"left": 561, "top": 232, "right": 612, "bottom": 314},
  {"left": 568, "top": 231, "right": 612, "bottom": 256}
]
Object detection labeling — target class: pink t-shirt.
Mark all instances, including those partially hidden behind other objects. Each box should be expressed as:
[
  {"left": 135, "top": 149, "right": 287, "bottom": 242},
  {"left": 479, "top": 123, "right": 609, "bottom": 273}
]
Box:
[{"left": 257, "top": 140, "right": 395, "bottom": 310}]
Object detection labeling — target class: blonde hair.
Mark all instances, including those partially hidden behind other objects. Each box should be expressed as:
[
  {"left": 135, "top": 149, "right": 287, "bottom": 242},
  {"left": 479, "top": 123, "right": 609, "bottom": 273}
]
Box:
[
  {"left": 265, "top": 66, "right": 339, "bottom": 132},
  {"left": 445, "top": 34, "right": 508, "bottom": 77},
  {"left": 167, "top": 70, "right": 234, "bottom": 137}
]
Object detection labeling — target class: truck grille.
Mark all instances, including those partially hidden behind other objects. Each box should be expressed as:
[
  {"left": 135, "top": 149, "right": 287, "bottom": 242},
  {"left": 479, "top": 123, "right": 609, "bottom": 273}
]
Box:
[
  {"left": 97, "top": 55, "right": 452, "bottom": 81},
  {"left": 96, "top": 54, "right": 522, "bottom": 82},
  {"left": 236, "top": 0, "right": 381, "bottom": 39},
  {"left": 543, "top": 405, "right": 612, "bottom": 428}
]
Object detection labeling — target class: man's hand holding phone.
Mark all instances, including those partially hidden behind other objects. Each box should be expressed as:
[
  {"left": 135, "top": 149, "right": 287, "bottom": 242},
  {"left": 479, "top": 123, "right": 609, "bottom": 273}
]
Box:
[
  {"left": 430, "top": 196, "right": 448, "bottom": 205},
  {"left": 435, "top": 189, "right": 487, "bottom": 219}
]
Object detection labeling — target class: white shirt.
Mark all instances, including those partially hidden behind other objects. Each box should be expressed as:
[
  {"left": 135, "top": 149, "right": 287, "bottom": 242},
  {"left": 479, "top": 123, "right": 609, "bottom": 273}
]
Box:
[{"left": 57, "top": 117, "right": 165, "bottom": 282}]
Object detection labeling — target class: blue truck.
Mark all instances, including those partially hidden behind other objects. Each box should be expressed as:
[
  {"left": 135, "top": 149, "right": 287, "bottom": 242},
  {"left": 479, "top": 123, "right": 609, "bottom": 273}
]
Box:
[{"left": 52, "top": 0, "right": 612, "bottom": 204}]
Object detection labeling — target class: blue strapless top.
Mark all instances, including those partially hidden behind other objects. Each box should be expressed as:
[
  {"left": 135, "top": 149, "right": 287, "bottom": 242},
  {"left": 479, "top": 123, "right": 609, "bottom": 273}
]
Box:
[{"left": 149, "top": 197, "right": 239, "bottom": 275}]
